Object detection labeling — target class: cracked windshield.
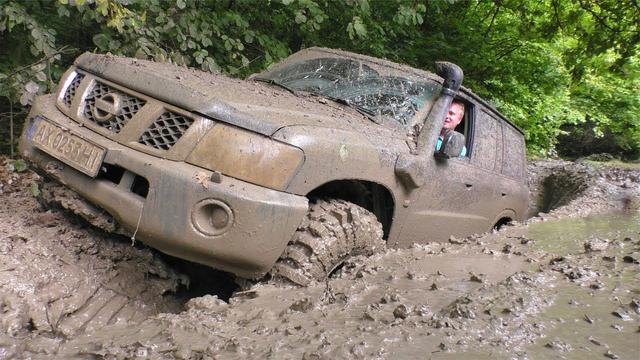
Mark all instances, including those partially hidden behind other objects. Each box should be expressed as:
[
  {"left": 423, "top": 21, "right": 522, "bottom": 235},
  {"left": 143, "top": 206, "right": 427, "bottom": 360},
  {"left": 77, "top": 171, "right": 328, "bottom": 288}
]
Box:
[{"left": 260, "top": 57, "right": 439, "bottom": 126}]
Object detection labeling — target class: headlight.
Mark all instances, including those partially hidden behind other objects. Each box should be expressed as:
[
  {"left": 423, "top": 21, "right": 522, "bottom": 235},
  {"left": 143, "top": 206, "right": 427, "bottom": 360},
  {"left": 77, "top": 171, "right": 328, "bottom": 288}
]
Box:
[
  {"left": 186, "top": 124, "right": 304, "bottom": 190},
  {"left": 56, "top": 67, "right": 83, "bottom": 114}
]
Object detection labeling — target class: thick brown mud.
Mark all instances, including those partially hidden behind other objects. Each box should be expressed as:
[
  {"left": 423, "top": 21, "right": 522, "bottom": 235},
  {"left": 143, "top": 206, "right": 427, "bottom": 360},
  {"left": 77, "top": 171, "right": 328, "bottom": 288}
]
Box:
[
  {"left": 0, "top": 159, "right": 188, "bottom": 357},
  {"left": 0, "top": 157, "right": 638, "bottom": 359}
]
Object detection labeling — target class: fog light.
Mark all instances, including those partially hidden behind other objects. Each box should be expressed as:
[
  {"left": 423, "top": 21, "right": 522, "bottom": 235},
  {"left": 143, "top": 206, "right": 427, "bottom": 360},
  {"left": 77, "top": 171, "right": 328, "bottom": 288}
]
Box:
[{"left": 192, "top": 199, "right": 233, "bottom": 236}]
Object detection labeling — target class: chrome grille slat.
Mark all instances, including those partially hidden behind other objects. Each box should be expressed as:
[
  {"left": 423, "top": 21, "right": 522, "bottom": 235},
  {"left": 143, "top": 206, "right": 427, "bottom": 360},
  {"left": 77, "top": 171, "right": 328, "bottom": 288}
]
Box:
[
  {"left": 63, "top": 74, "right": 84, "bottom": 107},
  {"left": 138, "top": 111, "right": 194, "bottom": 150},
  {"left": 83, "top": 81, "right": 146, "bottom": 133}
]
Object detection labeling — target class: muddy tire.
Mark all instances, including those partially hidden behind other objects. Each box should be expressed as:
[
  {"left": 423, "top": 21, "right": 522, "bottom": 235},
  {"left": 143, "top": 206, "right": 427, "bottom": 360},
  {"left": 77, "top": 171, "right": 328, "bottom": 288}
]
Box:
[{"left": 272, "top": 199, "right": 385, "bottom": 286}]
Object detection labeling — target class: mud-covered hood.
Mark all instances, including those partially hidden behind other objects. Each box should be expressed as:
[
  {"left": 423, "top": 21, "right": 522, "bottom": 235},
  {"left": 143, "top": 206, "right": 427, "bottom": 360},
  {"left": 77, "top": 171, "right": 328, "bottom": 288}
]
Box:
[{"left": 74, "top": 53, "right": 381, "bottom": 137}]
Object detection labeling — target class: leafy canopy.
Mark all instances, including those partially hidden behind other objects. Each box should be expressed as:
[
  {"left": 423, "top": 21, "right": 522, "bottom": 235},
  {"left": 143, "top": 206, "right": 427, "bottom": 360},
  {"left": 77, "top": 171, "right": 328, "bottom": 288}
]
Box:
[{"left": 0, "top": 0, "right": 638, "bottom": 158}]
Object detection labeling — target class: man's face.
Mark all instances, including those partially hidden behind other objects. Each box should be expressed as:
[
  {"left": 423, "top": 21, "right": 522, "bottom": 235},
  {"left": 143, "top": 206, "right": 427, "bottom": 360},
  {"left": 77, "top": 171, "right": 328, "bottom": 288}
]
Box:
[{"left": 443, "top": 102, "right": 464, "bottom": 131}]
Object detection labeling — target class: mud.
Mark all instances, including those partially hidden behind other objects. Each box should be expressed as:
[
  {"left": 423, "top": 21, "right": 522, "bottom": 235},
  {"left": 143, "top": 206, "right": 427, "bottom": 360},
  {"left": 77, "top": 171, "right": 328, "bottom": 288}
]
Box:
[
  {"left": 38, "top": 180, "right": 122, "bottom": 234},
  {"left": 0, "top": 158, "right": 187, "bottom": 357},
  {"left": 0, "top": 157, "right": 639, "bottom": 359}
]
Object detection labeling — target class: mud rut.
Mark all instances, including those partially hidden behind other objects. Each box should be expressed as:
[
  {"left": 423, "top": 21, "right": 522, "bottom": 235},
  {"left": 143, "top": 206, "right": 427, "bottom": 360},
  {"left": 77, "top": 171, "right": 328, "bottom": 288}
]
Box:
[{"left": 0, "top": 157, "right": 639, "bottom": 359}]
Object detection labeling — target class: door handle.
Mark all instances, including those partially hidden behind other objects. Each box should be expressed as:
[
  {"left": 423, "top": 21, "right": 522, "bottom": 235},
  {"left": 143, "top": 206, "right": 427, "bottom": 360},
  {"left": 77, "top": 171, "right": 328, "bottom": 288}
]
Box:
[{"left": 465, "top": 183, "right": 473, "bottom": 188}]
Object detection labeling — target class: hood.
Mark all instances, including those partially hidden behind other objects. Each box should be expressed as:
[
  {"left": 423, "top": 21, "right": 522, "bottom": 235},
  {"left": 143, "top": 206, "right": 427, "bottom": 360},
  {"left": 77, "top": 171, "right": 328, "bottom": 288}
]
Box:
[{"left": 74, "top": 53, "right": 382, "bottom": 137}]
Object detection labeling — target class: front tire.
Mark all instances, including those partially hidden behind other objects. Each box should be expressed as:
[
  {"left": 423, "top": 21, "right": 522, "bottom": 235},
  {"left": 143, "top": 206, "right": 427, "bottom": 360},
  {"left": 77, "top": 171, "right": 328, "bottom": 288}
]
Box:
[{"left": 272, "top": 199, "right": 384, "bottom": 286}]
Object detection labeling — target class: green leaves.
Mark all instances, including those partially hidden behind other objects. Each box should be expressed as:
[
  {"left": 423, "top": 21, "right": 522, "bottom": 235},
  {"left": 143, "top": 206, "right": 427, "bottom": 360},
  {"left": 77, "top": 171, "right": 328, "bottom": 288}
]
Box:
[
  {"left": 193, "top": 49, "right": 207, "bottom": 64},
  {"left": 0, "top": 1, "right": 63, "bottom": 109},
  {"left": 347, "top": 16, "right": 367, "bottom": 39},
  {"left": 394, "top": 4, "right": 425, "bottom": 26},
  {"left": 0, "top": 0, "right": 637, "bottom": 158},
  {"left": 30, "top": 182, "right": 41, "bottom": 197},
  {"left": 10, "top": 159, "right": 28, "bottom": 172},
  {"left": 93, "top": 33, "right": 110, "bottom": 50}
]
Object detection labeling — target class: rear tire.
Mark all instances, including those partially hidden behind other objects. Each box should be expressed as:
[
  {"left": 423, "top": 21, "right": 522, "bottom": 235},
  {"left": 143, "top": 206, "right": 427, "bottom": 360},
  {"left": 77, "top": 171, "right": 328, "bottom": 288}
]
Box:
[{"left": 272, "top": 199, "right": 384, "bottom": 286}]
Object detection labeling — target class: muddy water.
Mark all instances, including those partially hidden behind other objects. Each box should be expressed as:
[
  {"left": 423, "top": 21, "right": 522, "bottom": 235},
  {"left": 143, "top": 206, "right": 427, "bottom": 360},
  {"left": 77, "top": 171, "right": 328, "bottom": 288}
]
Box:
[
  {"left": 527, "top": 213, "right": 640, "bottom": 254},
  {"left": 524, "top": 214, "right": 640, "bottom": 360},
  {"left": 4, "top": 214, "right": 640, "bottom": 359},
  {"left": 52, "top": 244, "right": 532, "bottom": 359},
  {"left": 1, "top": 158, "right": 639, "bottom": 359}
]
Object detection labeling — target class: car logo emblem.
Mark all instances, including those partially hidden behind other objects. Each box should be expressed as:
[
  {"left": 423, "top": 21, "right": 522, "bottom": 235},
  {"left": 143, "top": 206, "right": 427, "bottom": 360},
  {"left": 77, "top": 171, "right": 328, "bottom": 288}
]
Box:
[{"left": 92, "top": 92, "right": 122, "bottom": 123}]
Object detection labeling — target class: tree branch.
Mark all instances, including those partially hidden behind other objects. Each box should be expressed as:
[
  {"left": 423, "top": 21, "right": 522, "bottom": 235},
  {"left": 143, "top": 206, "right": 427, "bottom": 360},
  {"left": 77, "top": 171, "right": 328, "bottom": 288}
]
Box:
[
  {"left": 474, "top": 43, "right": 522, "bottom": 79},
  {"left": 577, "top": 0, "right": 618, "bottom": 33},
  {"left": 494, "top": 43, "right": 522, "bottom": 62},
  {"left": 483, "top": 1, "right": 502, "bottom": 39},
  {"left": 552, "top": 0, "right": 563, "bottom": 31},
  {"left": 0, "top": 46, "right": 72, "bottom": 84}
]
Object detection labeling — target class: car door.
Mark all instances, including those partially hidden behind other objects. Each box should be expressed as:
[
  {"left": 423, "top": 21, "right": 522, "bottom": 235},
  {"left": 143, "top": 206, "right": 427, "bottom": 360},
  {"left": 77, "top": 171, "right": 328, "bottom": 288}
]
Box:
[
  {"left": 396, "top": 101, "right": 500, "bottom": 246},
  {"left": 469, "top": 108, "right": 508, "bottom": 223}
]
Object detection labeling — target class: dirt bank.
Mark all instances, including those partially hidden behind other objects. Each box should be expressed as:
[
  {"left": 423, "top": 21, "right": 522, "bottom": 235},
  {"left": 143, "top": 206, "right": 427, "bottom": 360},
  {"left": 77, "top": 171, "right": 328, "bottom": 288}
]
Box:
[{"left": 0, "top": 157, "right": 638, "bottom": 359}]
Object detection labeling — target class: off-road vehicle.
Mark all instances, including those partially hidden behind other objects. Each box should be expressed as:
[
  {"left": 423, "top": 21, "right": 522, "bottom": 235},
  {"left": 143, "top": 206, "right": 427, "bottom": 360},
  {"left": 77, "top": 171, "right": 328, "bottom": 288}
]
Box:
[{"left": 19, "top": 47, "right": 528, "bottom": 285}]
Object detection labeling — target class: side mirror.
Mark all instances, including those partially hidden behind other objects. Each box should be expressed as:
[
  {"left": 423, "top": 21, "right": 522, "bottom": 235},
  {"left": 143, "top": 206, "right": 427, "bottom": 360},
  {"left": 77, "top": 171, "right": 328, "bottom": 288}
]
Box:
[{"left": 436, "top": 131, "right": 466, "bottom": 159}]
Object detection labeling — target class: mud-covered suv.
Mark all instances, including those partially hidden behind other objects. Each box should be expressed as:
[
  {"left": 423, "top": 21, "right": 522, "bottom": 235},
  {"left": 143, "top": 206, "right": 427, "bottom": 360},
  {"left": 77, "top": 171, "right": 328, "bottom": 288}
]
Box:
[{"left": 20, "top": 48, "right": 528, "bottom": 285}]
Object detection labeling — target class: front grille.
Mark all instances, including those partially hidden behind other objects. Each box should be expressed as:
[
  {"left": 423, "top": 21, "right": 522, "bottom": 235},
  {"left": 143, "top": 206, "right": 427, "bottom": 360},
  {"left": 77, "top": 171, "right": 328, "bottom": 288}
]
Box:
[
  {"left": 138, "top": 111, "right": 194, "bottom": 150},
  {"left": 82, "top": 81, "right": 146, "bottom": 133},
  {"left": 63, "top": 73, "right": 84, "bottom": 107},
  {"left": 69, "top": 73, "right": 198, "bottom": 155}
]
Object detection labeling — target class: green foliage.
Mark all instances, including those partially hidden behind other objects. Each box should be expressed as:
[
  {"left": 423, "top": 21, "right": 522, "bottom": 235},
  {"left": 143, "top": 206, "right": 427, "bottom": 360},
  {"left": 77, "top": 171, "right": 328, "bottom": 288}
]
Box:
[
  {"left": 9, "top": 159, "right": 28, "bottom": 172},
  {"left": 30, "top": 181, "right": 40, "bottom": 197},
  {"left": 0, "top": 1, "right": 63, "bottom": 105},
  {"left": 397, "top": 0, "right": 638, "bottom": 157},
  {"left": 0, "top": 0, "right": 638, "bottom": 158}
]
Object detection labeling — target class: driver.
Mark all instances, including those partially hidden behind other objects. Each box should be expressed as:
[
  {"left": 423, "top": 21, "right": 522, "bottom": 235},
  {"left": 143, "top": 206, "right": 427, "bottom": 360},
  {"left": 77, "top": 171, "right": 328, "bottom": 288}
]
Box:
[{"left": 436, "top": 100, "right": 467, "bottom": 157}]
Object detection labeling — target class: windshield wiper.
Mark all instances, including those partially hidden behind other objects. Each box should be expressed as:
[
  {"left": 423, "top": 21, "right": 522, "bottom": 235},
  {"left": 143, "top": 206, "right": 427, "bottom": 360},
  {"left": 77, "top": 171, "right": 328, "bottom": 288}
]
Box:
[{"left": 253, "top": 77, "right": 299, "bottom": 95}]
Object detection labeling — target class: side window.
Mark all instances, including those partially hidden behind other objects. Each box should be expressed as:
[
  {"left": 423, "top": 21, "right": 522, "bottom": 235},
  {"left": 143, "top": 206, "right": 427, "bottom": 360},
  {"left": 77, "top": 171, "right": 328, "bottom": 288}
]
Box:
[
  {"left": 472, "top": 109, "right": 503, "bottom": 172},
  {"left": 501, "top": 125, "right": 525, "bottom": 179},
  {"left": 450, "top": 98, "right": 475, "bottom": 158}
]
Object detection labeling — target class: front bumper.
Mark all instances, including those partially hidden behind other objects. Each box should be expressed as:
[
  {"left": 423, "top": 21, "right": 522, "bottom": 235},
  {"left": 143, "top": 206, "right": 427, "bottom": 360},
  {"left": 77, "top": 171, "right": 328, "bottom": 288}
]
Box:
[{"left": 19, "top": 95, "right": 308, "bottom": 278}]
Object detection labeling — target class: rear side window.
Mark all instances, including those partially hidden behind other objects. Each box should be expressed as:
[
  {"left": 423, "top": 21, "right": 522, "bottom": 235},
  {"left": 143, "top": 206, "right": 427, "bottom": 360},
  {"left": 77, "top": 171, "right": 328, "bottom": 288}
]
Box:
[
  {"left": 472, "top": 109, "right": 503, "bottom": 172},
  {"left": 501, "top": 125, "right": 526, "bottom": 179}
]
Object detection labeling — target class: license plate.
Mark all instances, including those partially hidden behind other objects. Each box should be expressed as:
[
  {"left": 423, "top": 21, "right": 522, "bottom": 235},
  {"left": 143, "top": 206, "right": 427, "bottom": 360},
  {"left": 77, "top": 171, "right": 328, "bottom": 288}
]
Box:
[{"left": 29, "top": 116, "right": 105, "bottom": 177}]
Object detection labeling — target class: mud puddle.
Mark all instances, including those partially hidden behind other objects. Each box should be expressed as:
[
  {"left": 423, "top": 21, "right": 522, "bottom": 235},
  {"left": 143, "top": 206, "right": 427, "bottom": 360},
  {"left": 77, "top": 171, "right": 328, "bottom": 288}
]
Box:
[
  {"left": 527, "top": 213, "right": 640, "bottom": 255},
  {"left": 523, "top": 213, "right": 640, "bottom": 360},
  {"left": 47, "top": 241, "right": 532, "bottom": 359},
  {"left": 1, "top": 157, "right": 639, "bottom": 359}
]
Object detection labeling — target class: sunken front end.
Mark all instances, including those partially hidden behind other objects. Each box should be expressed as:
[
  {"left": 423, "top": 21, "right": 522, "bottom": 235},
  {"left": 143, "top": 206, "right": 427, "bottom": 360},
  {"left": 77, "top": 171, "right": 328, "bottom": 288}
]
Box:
[{"left": 19, "top": 66, "right": 308, "bottom": 278}]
